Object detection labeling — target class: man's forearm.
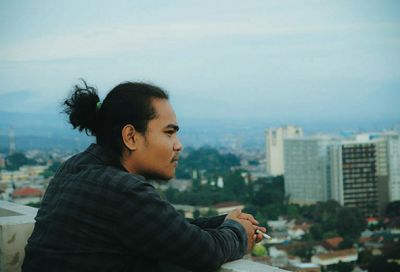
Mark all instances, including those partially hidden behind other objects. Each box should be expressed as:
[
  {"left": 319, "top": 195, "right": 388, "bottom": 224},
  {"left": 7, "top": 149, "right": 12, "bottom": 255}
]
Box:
[{"left": 187, "top": 214, "right": 227, "bottom": 229}]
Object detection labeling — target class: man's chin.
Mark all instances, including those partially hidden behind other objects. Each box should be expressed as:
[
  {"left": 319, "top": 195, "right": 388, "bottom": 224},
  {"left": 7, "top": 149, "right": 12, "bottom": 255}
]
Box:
[{"left": 144, "top": 173, "right": 174, "bottom": 182}]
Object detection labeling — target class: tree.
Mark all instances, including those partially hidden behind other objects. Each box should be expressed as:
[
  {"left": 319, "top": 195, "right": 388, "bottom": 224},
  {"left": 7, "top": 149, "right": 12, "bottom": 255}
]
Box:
[
  {"left": 336, "top": 207, "right": 366, "bottom": 239},
  {"left": 369, "top": 256, "right": 400, "bottom": 272},
  {"left": 286, "top": 204, "right": 300, "bottom": 218},
  {"left": 292, "top": 244, "right": 314, "bottom": 261},
  {"left": 386, "top": 201, "right": 400, "bottom": 218},
  {"left": 41, "top": 161, "right": 62, "bottom": 178},
  {"left": 331, "top": 261, "right": 354, "bottom": 272},
  {"left": 223, "top": 170, "right": 247, "bottom": 201},
  {"left": 252, "top": 244, "right": 267, "bottom": 256},
  {"left": 193, "top": 209, "right": 200, "bottom": 219},
  {"left": 338, "top": 237, "right": 354, "bottom": 249},
  {"left": 357, "top": 250, "right": 373, "bottom": 269},
  {"left": 322, "top": 230, "right": 338, "bottom": 239},
  {"left": 5, "top": 153, "right": 36, "bottom": 171},
  {"left": 176, "top": 146, "right": 241, "bottom": 178},
  {"left": 310, "top": 223, "right": 323, "bottom": 241}
]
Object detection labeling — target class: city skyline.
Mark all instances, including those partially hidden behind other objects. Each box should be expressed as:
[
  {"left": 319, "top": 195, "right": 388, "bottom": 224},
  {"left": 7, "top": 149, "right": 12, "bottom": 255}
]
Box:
[{"left": 0, "top": 0, "right": 399, "bottom": 127}]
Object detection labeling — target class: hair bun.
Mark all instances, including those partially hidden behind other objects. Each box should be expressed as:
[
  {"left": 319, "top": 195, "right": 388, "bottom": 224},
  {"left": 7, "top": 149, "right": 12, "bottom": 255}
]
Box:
[{"left": 63, "top": 80, "right": 101, "bottom": 135}]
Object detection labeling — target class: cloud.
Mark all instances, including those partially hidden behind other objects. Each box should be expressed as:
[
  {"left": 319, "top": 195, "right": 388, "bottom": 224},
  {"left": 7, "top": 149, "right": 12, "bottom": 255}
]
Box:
[
  {"left": 0, "top": 90, "right": 56, "bottom": 112},
  {"left": 1, "top": 21, "right": 396, "bottom": 62}
]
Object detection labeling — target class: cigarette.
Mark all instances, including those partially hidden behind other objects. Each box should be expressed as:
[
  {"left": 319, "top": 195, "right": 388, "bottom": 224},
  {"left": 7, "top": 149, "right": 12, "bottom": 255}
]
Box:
[{"left": 256, "top": 229, "right": 272, "bottom": 240}]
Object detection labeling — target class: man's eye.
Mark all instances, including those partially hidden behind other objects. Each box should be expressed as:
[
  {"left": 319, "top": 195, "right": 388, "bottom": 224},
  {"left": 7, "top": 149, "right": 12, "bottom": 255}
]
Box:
[{"left": 166, "top": 131, "right": 174, "bottom": 135}]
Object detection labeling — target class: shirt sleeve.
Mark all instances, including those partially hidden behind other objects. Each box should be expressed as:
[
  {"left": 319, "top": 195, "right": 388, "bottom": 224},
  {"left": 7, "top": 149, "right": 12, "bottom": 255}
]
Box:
[
  {"left": 187, "top": 215, "right": 227, "bottom": 229},
  {"left": 114, "top": 182, "right": 247, "bottom": 271}
]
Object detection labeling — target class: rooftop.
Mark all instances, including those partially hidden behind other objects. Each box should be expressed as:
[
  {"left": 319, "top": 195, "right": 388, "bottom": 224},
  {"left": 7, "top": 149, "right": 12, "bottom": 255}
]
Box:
[
  {"left": 313, "top": 248, "right": 357, "bottom": 260},
  {"left": 12, "top": 187, "right": 43, "bottom": 198}
]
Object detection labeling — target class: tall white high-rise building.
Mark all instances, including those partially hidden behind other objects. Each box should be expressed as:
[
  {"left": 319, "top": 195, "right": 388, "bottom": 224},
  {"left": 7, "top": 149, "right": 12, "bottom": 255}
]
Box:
[
  {"left": 265, "top": 125, "right": 303, "bottom": 176},
  {"left": 283, "top": 136, "right": 336, "bottom": 205},
  {"left": 386, "top": 133, "right": 400, "bottom": 202}
]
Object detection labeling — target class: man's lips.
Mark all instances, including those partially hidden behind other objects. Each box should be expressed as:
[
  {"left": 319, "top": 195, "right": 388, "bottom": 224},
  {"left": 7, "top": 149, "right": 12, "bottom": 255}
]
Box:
[{"left": 171, "top": 156, "right": 179, "bottom": 163}]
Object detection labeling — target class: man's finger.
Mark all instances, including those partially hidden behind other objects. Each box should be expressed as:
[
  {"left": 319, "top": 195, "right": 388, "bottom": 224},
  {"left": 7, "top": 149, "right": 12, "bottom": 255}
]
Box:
[{"left": 239, "top": 213, "right": 259, "bottom": 225}]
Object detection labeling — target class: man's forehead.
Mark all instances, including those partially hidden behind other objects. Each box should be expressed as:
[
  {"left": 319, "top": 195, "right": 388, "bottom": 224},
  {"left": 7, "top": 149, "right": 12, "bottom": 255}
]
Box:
[
  {"left": 150, "top": 99, "right": 179, "bottom": 128},
  {"left": 152, "top": 99, "right": 175, "bottom": 116}
]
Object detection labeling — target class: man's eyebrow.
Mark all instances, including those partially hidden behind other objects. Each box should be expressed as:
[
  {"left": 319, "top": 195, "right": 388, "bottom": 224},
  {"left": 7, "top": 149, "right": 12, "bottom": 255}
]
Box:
[{"left": 165, "top": 124, "right": 180, "bottom": 131}]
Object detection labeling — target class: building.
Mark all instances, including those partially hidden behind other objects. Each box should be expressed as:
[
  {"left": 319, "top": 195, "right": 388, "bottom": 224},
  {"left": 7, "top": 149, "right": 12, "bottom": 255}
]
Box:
[
  {"left": 0, "top": 165, "right": 48, "bottom": 183},
  {"left": 212, "top": 201, "right": 245, "bottom": 215},
  {"left": 12, "top": 187, "right": 43, "bottom": 205},
  {"left": 386, "top": 133, "right": 400, "bottom": 201},
  {"left": 311, "top": 248, "right": 358, "bottom": 267},
  {"left": 265, "top": 126, "right": 303, "bottom": 176},
  {"left": 172, "top": 204, "right": 208, "bottom": 218},
  {"left": 321, "top": 237, "right": 343, "bottom": 251},
  {"left": 282, "top": 131, "right": 398, "bottom": 210},
  {"left": 283, "top": 136, "right": 336, "bottom": 205},
  {"left": 288, "top": 222, "right": 312, "bottom": 240},
  {"left": 330, "top": 137, "right": 389, "bottom": 216}
]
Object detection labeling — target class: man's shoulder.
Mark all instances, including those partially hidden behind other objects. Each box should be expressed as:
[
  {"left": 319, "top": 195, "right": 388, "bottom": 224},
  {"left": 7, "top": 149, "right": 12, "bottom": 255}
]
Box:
[{"left": 102, "top": 166, "right": 147, "bottom": 189}]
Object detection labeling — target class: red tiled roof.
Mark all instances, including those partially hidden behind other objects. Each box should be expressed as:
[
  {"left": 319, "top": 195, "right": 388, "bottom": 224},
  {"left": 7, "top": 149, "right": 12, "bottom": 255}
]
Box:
[
  {"left": 12, "top": 187, "right": 43, "bottom": 197},
  {"left": 324, "top": 237, "right": 343, "bottom": 249},
  {"left": 359, "top": 237, "right": 371, "bottom": 244}
]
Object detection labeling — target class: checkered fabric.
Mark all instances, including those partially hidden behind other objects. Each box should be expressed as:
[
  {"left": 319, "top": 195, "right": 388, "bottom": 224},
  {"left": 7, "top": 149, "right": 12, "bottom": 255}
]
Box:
[{"left": 22, "top": 144, "right": 247, "bottom": 272}]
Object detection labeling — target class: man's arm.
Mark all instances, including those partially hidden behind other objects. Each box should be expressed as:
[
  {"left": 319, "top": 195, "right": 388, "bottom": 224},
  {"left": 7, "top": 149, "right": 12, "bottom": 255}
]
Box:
[
  {"left": 187, "top": 214, "right": 226, "bottom": 229},
  {"left": 114, "top": 182, "right": 249, "bottom": 271}
]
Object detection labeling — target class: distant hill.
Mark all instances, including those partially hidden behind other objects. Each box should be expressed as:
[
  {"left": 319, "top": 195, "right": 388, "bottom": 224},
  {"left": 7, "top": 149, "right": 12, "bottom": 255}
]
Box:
[
  {"left": 0, "top": 111, "right": 71, "bottom": 136},
  {"left": 0, "top": 111, "right": 93, "bottom": 151},
  {"left": 0, "top": 111, "right": 398, "bottom": 152}
]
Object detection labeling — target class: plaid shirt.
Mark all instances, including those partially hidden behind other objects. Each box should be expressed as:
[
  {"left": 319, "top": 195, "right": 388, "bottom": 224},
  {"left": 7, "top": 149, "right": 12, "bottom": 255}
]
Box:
[{"left": 22, "top": 144, "right": 247, "bottom": 272}]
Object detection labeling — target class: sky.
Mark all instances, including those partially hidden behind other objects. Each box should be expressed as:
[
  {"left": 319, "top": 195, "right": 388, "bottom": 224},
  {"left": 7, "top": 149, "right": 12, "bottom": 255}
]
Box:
[{"left": 0, "top": 0, "right": 399, "bottom": 129}]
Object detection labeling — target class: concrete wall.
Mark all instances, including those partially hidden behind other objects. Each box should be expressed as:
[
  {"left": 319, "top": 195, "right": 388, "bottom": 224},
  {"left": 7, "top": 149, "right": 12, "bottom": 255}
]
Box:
[
  {"left": 0, "top": 201, "right": 288, "bottom": 272},
  {"left": 219, "top": 259, "right": 287, "bottom": 271},
  {"left": 0, "top": 201, "right": 37, "bottom": 272}
]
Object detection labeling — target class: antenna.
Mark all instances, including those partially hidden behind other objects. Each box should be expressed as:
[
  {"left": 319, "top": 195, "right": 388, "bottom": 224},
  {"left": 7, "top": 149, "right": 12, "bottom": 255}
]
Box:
[{"left": 9, "top": 127, "right": 16, "bottom": 155}]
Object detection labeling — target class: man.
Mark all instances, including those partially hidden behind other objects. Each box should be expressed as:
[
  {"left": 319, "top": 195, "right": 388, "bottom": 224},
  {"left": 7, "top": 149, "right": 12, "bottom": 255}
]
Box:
[{"left": 23, "top": 81, "right": 266, "bottom": 271}]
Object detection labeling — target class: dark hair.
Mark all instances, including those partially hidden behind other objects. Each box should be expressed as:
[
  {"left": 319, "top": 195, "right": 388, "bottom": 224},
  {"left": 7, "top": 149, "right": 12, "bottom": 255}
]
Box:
[{"left": 63, "top": 79, "right": 169, "bottom": 160}]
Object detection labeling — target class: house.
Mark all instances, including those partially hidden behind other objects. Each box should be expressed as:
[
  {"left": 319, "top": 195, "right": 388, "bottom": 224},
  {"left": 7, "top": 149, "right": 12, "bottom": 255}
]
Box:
[
  {"left": 311, "top": 248, "right": 358, "bottom": 266},
  {"left": 172, "top": 204, "right": 208, "bottom": 218},
  {"left": 212, "top": 201, "right": 244, "bottom": 215},
  {"left": 269, "top": 246, "right": 288, "bottom": 259},
  {"left": 12, "top": 187, "right": 43, "bottom": 205},
  {"left": 321, "top": 236, "right": 343, "bottom": 251},
  {"left": 289, "top": 262, "right": 321, "bottom": 272},
  {"left": 367, "top": 217, "right": 379, "bottom": 227},
  {"left": 289, "top": 222, "right": 312, "bottom": 239},
  {"left": 268, "top": 217, "right": 293, "bottom": 231},
  {"left": 269, "top": 230, "right": 290, "bottom": 244}
]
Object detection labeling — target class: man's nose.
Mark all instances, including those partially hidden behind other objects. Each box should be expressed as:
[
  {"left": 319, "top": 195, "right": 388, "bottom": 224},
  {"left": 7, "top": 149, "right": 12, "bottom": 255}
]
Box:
[{"left": 174, "top": 137, "right": 183, "bottom": 151}]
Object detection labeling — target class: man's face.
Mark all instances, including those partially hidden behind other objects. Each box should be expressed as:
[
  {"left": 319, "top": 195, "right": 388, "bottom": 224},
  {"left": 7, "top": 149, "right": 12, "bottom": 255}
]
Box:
[{"left": 131, "top": 99, "right": 183, "bottom": 180}]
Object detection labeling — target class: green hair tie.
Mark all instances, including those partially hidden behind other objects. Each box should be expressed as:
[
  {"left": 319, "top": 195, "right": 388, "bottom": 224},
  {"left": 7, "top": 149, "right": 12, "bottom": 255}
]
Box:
[{"left": 96, "top": 101, "right": 102, "bottom": 111}]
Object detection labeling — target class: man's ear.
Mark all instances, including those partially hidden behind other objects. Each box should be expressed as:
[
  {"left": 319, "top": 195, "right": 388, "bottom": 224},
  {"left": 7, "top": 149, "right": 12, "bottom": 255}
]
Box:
[{"left": 122, "top": 124, "right": 137, "bottom": 151}]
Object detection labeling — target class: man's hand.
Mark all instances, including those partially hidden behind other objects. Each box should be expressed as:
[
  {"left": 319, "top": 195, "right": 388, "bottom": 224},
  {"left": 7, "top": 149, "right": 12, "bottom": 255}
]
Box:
[
  {"left": 225, "top": 209, "right": 255, "bottom": 253},
  {"left": 225, "top": 209, "right": 267, "bottom": 253},
  {"left": 238, "top": 212, "right": 267, "bottom": 243}
]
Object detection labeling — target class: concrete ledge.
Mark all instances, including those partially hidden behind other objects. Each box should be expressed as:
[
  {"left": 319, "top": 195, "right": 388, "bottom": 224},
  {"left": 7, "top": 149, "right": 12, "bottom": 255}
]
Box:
[
  {"left": 0, "top": 201, "right": 38, "bottom": 272},
  {"left": 0, "top": 201, "right": 288, "bottom": 272},
  {"left": 219, "top": 259, "right": 288, "bottom": 272}
]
